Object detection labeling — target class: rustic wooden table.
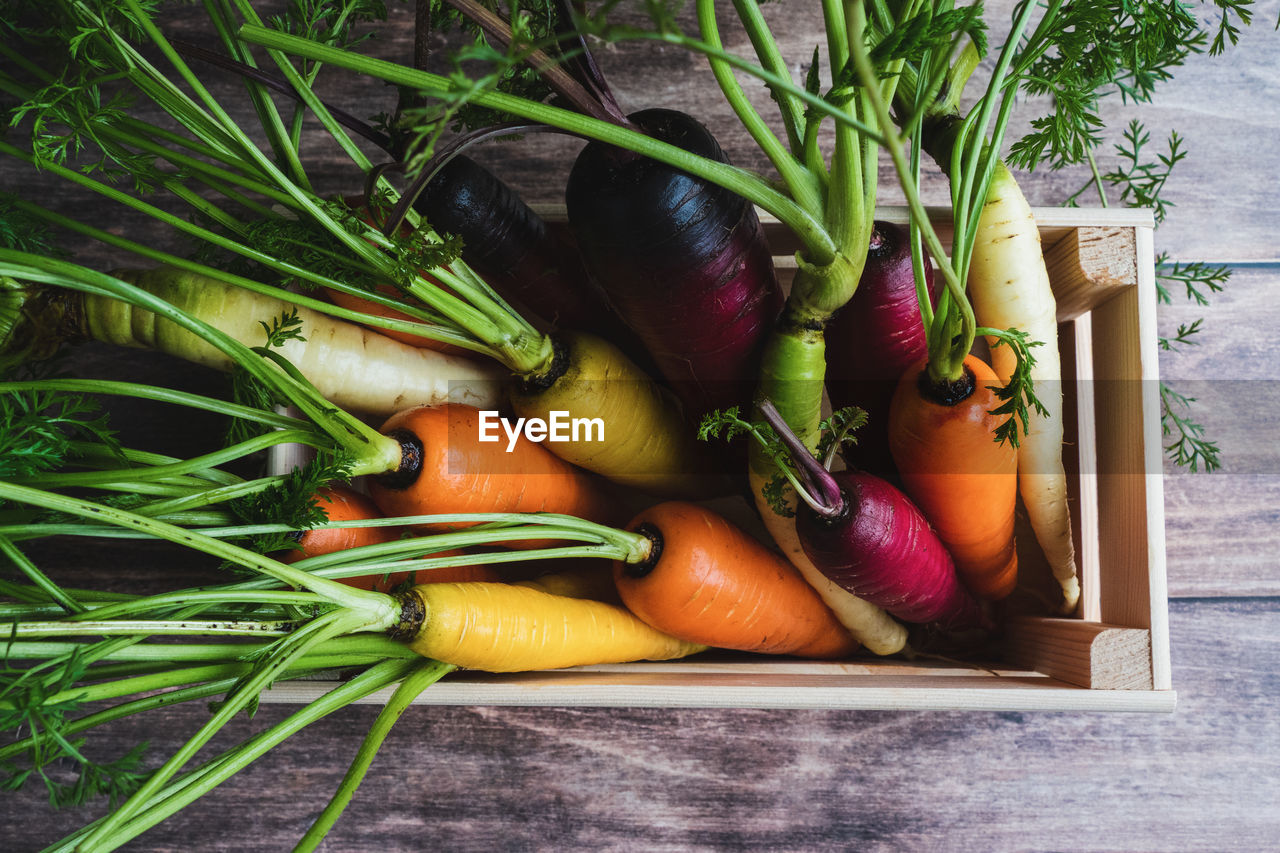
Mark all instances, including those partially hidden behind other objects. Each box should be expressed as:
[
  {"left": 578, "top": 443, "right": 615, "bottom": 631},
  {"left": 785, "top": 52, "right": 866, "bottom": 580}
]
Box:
[{"left": 3, "top": 2, "right": 1278, "bottom": 850}]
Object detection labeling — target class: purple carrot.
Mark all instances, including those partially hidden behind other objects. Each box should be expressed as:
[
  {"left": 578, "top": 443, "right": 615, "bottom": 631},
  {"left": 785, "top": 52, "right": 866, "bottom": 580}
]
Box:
[
  {"left": 565, "top": 108, "right": 784, "bottom": 420},
  {"left": 825, "top": 221, "right": 939, "bottom": 475},
  {"left": 434, "top": 2, "right": 783, "bottom": 420},
  {"left": 414, "top": 154, "right": 631, "bottom": 337},
  {"left": 758, "top": 400, "right": 989, "bottom": 632}
]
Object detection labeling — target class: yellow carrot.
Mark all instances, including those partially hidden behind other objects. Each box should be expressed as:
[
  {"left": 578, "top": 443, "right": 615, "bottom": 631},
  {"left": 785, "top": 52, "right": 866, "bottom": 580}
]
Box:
[
  {"left": 507, "top": 330, "right": 726, "bottom": 498},
  {"left": 397, "top": 582, "right": 705, "bottom": 672}
]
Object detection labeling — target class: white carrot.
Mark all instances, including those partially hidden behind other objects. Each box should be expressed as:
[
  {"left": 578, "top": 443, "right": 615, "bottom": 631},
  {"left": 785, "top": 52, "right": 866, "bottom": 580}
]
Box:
[
  {"left": 968, "top": 163, "right": 1080, "bottom": 613},
  {"left": 87, "top": 267, "right": 506, "bottom": 416}
]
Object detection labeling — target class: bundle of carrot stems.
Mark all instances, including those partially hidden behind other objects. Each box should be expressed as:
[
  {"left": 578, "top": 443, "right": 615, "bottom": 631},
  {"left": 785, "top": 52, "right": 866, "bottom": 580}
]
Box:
[{"left": 0, "top": 0, "right": 1221, "bottom": 847}]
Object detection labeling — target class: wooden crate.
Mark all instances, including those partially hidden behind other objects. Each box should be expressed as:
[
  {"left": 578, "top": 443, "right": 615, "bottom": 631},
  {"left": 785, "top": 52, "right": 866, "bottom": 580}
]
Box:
[{"left": 263, "top": 206, "right": 1173, "bottom": 713}]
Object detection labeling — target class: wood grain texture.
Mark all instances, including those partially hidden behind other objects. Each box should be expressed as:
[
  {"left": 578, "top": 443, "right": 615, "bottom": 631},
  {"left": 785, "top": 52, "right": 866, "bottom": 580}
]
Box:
[
  {"left": 0, "top": 599, "right": 1274, "bottom": 852},
  {"left": 1159, "top": 265, "right": 1280, "bottom": 597},
  {"left": 1043, "top": 226, "right": 1140, "bottom": 320},
  {"left": 1003, "top": 618, "right": 1153, "bottom": 690}
]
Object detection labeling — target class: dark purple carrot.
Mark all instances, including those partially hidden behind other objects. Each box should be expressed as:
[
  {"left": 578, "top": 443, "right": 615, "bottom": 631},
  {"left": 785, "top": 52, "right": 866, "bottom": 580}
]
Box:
[
  {"left": 566, "top": 107, "right": 784, "bottom": 420},
  {"left": 825, "top": 221, "right": 939, "bottom": 476},
  {"left": 758, "top": 400, "right": 989, "bottom": 632},
  {"left": 410, "top": 152, "right": 642, "bottom": 346},
  {"left": 435, "top": 1, "right": 783, "bottom": 422}
]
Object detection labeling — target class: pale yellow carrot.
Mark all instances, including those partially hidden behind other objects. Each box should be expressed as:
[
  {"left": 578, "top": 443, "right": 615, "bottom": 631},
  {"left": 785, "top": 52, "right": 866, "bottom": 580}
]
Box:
[
  {"left": 91, "top": 267, "right": 505, "bottom": 416},
  {"left": 968, "top": 163, "right": 1080, "bottom": 613}
]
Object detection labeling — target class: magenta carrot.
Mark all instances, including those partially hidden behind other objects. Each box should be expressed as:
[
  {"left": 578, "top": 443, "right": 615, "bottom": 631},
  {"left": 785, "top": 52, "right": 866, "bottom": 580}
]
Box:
[{"left": 825, "top": 220, "right": 939, "bottom": 476}]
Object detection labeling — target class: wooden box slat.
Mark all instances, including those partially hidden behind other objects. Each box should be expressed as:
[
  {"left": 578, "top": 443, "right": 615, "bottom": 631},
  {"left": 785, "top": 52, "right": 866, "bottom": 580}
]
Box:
[{"left": 263, "top": 207, "right": 1172, "bottom": 712}]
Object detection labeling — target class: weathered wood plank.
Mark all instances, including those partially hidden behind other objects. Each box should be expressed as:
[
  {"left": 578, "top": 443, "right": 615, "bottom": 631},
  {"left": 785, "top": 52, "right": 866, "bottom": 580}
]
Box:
[
  {"left": 1159, "top": 265, "right": 1280, "bottom": 597},
  {"left": 0, "top": 599, "right": 1274, "bottom": 852}
]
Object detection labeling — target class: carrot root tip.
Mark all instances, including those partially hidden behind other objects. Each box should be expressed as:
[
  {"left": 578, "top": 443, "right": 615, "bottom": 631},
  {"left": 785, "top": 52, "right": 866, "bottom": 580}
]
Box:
[
  {"left": 375, "top": 428, "right": 423, "bottom": 490},
  {"left": 620, "top": 522, "right": 663, "bottom": 578},
  {"left": 386, "top": 588, "right": 426, "bottom": 642},
  {"left": 919, "top": 364, "right": 976, "bottom": 406}
]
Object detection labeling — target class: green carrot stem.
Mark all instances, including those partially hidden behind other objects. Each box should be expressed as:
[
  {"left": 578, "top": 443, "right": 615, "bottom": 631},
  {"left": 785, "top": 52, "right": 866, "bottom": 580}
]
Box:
[
  {"left": 236, "top": 23, "right": 839, "bottom": 264},
  {"left": 0, "top": 576, "right": 50, "bottom": 604},
  {"left": 19, "top": 651, "right": 390, "bottom": 714},
  {"left": 843, "top": 24, "right": 971, "bottom": 382},
  {"left": 29, "top": 661, "right": 284, "bottom": 708},
  {"left": 7, "top": 61, "right": 522, "bottom": 360},
  {"left": 69, "top": 590, "right": 329, "bottom": 622},
  {"left": 697, "top": 0, "right": 821, "bottom": 216},
  {"left": 161, "top": 177, "right": 247, "bottom": 234},
  {"left": 7, "top": 195, "right": 484, "bottom": 352},
  {"left": 25, "top": 430, "right": 317, "bottom": 489},
  {"left": 294, "top": 545, "right": 624, "bottom": 587},
  {"left": 0, "top": 678, "right": 240, "bottom": 766},
  {"left": 0, "top": 534, "right": 84, "bottom": 614},
  {"left": 128, "top": 477, "right": 292, "bottom": 519},
  {"left": 821, "top": 0, "right": 850, "bottom": 73},
  {"left": 3, "top": 164, "right": 487, "bottom": 353},
  {"left": 731, "top": 0, "right": 806, "bottom": 156},
  {"left": 67, "top": 481, "right": 204, "bottom": 499},
  {"left": 948, "top": 3, "right": 1039, "bottom": 284},
  {"left": 1, "top": 635, "right": 416, "bottom": 665},
  {"left": 750, "top": 324, "right": 829, "bottom": 463},
  {"left": 74, "top": 606, "right": 368, "bottom": 850},
  {"left": 62, "top": 438, "right": 230, "bottom": 482},
  {"left": 228, "top": 0, "right": 374, "bottom": 177},
  {"left": 0, "top": 479, "right": 397, "bottom": 614},
  {"left": 289, "top": 522, "right": 642, "bottom": 572},
  {"left": 2, "top": 619, "right": 299, "bottom": 640},
  {"left": 49, "top": 657, "right": 423, "bottom": 853},
  {"left": 292, "top": 660, "right": 456, "bottom": 852},
  {"left": 115, "top": 126, "right": 297, "bottom": 206},
  {"left": 201, "top": 0, "right": 311, "bottom": 188},
  {"left": 0, "top": 379, "right": 306, "bottom": 431}
]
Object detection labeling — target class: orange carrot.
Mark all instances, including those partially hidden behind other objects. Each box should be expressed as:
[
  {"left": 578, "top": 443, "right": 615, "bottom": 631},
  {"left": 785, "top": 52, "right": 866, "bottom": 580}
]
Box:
[
  {"left": 365, "top": 403, "right": 620, "bottom": 547},
  {"left": 283, "top": 484, "right": 501, "bottom": 590},
  {"left": 611, "top": 501, "right": 860, "bottom": 659},
  {"left": 887, "top": 354, "right": 1019, "bottom": 600},
  {"left": 284, "top": 485, "right": 395, "bottom": 562}
]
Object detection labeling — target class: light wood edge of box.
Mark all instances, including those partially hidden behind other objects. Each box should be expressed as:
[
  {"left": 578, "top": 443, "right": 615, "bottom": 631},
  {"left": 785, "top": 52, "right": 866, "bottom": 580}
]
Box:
[
  {"left": 258, "top": 675, "right": 1175, "bottom": 712},
  {"left": 1133, "top": 225, "right": 1173, "bottom": 692},
  {"left": 1069, "top": 311, "right": 1103, "bottom": 624}
]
